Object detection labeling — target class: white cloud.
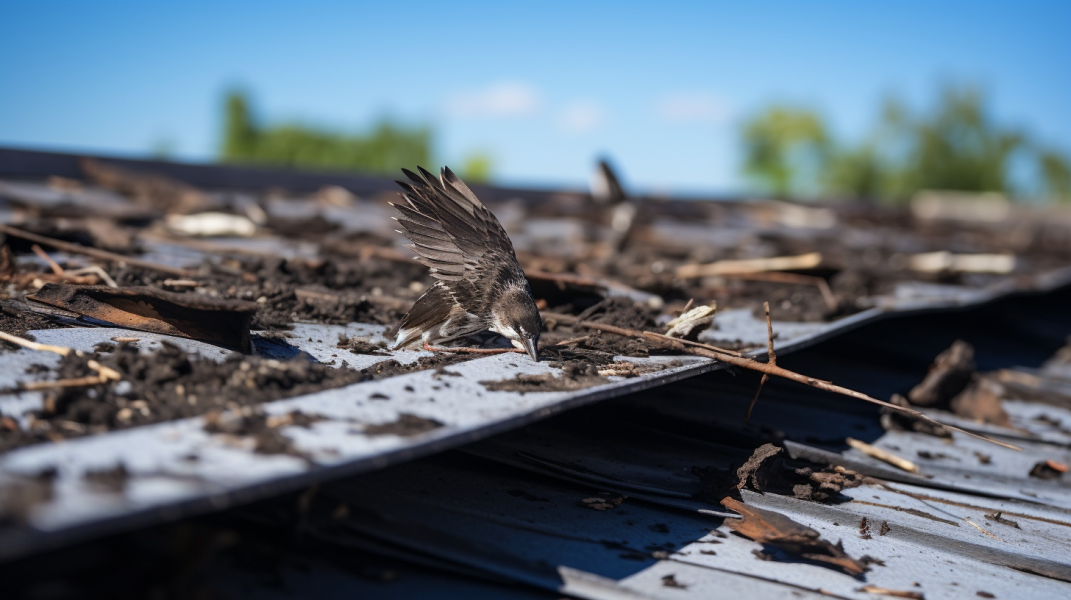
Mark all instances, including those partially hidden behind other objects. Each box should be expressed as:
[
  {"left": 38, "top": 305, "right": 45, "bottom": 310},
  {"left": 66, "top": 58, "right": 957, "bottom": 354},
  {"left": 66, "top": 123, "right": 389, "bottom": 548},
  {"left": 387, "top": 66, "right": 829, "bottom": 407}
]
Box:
[
  {"left": 445, "top": 81, "right": 542, "bottom": 118},
  {"left": 655, "top": 92, "right": 730, "bottom": 124},
  {"left": 557, "top": 100, "right": 605, "bottom": 133}
]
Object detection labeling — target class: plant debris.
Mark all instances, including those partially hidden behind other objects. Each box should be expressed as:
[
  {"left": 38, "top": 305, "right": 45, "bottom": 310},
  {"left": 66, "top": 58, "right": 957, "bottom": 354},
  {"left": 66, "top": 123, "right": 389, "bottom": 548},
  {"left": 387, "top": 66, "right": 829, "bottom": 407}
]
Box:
[
  {"left": 903, "top": 341, "right": 1010, "bottom": 426},
  {"left": 983, "top": 512, "right": 1021, "bottom": 529},
  {"left": 856, "top": 585, "right": 925, "bottom": 599},
  {"left": 204, "top": 408, "right": 321, "bottom": 456},
  {"left": 363, "top": 413, "right": 443, "bottom": 437},
  {"left": 695, "top": 443, "right": 865, "bottom": 503},
  {"left": 859, "top": 516, "right": 872, "bottom": 538},
  {"left": 721, "top": 497, "right": 868, "bottom": 575},
  {"left": 0, "top": 342, "right": 369, "bottom": 452},
  {"left": 337, "top": 333, "right": 390, "bottom": 355},
  {"left": 480, "top": 360, "right": 608, "bottom": 393},
  {"left": 881, "top": 394, "right": 952, "bottom": 438},
  {"left": 660, "top": 574, "right": 687, "bottom": 588},
  {"left": 83, "top": 463, "right": 130, "bottom": 493},
  {"left": 29, "top": 283, "right": 260, "bottom": 353},
  {"left": 908, "top": 340, "right": 976, "bottom": 408},
  {"left": 1028, "top": 459, "right": 1067, "bottom": 480}
]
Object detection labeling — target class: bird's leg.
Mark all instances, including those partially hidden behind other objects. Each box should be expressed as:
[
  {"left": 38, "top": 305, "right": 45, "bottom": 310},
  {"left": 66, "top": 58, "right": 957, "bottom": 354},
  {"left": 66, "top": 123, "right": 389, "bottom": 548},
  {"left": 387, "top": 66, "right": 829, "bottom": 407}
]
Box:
[{"left": 422, "top": 342, "right": 524, "bottom": 355}]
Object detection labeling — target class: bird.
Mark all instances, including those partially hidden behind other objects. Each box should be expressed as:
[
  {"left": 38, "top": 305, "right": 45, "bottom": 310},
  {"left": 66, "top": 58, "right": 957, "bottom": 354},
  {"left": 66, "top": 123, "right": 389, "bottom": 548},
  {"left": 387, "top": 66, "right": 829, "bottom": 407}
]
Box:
[{"left": 388, "top": 166, "right": 543, "bottom": 361}]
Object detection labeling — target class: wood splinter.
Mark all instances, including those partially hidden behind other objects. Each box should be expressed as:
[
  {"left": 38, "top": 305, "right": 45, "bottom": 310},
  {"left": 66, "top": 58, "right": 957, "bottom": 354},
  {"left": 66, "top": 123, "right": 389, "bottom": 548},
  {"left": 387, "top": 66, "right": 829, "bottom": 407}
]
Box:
[{"left": 846, "top": 437, "right": 919, "bottom": 473}]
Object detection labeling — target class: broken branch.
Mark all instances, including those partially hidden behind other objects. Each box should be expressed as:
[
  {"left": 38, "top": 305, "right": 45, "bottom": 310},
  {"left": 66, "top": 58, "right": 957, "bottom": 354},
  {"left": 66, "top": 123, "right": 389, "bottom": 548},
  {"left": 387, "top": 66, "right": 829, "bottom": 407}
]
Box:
[
  {"left": 542, "top": 311, "right": 743, "bottom": 356},
  {"left": 548, "top": 316, "right": 1021, "bottom": 450}
]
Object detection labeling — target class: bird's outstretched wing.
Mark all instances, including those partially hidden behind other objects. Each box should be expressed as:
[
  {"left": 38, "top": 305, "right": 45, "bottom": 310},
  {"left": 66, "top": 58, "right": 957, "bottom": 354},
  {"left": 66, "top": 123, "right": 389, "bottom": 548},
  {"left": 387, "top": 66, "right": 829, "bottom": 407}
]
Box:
[
  {"left": 391, "top": 166, "right": 517, "bottom": 278},
  {"left": 391, "top": 167, "right": 526, "bottom": 301}
]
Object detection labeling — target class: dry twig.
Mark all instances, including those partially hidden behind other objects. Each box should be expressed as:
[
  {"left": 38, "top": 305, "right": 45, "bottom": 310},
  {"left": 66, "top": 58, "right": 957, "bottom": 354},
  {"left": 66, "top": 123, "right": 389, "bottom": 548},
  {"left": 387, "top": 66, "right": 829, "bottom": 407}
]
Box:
[
  {"left": 1, "top": 331, "right": 123, "bottom": 389},
  {"left": 542, "top": 311, "right": 743, "bottom": 356},
  {"left": 964, "top": 519, "right": 1002, "bottom": 541},
  {"left": 26, "top": 245, "right": 118, "bottom": 287},
  {"left": 855, "top": 586, "right": 924, "bottom": 599},
  {"left": 544, "top": 316, "right": 1020, "bottom": 450},
  {"left": 719, "top": 271, "right": 838, "bottom": 312},
  {"left": 744, "top": 301, "right": 775, "bottom": 422},
  {"left": 846, "top": 438, "right": 920, "bottom": 473},
  {"left": 675, "top": 252, "right": 822, "bottom": 278},
  {"left": 543, "top": 335, "right": 592, "bottom": 349},
  {"left": 87, "top": 360, "right": 122, "bottom": 381},
  {"left": 0, "top": 330, "right": 73, "bottom": 356},
  {"left": 20, "top": 375, "right": 110, "bottom": 391},
  {"left": 65, "top": 265, "right": 118, "bottom": 288},
  {"left": 0, "top": 224, "right": 193, "bottom": 277},
  {"left": 31, "top": 244, "right": 65, "bottom": 275}
]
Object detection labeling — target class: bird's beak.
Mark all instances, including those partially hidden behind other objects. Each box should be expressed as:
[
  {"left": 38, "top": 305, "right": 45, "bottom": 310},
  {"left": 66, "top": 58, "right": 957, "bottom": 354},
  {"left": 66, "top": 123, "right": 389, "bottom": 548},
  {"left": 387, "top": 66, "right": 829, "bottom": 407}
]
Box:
[{"left": 524, "top": 338, "right": 539, "bottom": 362}]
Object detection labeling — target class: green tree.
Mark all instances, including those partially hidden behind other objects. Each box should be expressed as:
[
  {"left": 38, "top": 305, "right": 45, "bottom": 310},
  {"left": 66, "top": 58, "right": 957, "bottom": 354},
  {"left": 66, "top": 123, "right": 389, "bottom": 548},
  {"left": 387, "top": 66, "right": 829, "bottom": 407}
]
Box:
[
  {"left": 1039, "top": 150, "right": 1071, "bottom": 200},
  {"left": 740, "top": 85, "right": 1071, "bottom": 203},
  {"left": 222, "top": 92, "right": 258, "bottom": 160},
  {"left": 460, "top": 153, "right": 494, "bottom": 183},
  {"left": 741, "top": 107, "right": 830, "bottom": 198},
  {"left": 219, "top": 91, "right": 432, "bottom": 174},
  {"left": 899, "top": 87, "right": 1022, "bottom": 194}
]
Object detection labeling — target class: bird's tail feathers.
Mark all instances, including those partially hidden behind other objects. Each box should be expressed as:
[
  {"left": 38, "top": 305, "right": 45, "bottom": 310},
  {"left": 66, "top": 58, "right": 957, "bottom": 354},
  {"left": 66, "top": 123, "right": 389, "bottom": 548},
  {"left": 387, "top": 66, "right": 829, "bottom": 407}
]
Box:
[{"left": 390, "top": 327, "right": 424, "bottom": 350}]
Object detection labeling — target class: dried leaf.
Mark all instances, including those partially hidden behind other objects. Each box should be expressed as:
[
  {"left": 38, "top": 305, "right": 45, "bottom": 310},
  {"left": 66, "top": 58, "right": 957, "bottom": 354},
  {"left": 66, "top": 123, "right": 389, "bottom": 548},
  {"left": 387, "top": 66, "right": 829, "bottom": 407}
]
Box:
[{"left": 721, "top": 497, "right": 867, "bottom": 575}]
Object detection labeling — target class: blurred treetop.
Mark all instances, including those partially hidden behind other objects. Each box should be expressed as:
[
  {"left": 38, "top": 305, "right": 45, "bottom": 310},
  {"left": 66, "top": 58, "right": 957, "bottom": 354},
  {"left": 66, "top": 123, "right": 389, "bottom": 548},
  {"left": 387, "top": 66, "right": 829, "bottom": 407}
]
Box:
[
  {"left": 741, "top": 86, "right": 1071, "bottom": 203},
  {"left": 220, "top": 91, "right": 431, "bottom": 174}
]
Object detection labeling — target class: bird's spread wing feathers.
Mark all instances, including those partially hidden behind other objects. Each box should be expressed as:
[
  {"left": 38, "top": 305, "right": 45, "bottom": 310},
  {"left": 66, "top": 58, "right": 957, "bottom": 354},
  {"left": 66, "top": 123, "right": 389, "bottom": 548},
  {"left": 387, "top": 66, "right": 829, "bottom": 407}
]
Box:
[
  {"left": 390, "top": 166, "right": 533, "bottom": 349},
  {"left": 391, "top": 167, "right": 524, "bottom": 293}
]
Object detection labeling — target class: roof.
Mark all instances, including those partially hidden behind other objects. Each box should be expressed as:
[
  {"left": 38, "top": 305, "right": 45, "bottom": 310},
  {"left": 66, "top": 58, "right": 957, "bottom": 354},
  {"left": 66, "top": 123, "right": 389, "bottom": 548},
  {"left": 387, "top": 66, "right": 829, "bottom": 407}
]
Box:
[{"left": 1, "top": 147, "right": 1070, "bottom": 598}]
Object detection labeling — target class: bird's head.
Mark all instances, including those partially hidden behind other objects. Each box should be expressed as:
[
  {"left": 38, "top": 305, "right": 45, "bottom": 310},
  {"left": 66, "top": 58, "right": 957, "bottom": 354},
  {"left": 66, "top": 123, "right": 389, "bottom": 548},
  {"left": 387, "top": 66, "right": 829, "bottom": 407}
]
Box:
[{"left": 490, "top": 285, "right": 543, "bottom": 361}]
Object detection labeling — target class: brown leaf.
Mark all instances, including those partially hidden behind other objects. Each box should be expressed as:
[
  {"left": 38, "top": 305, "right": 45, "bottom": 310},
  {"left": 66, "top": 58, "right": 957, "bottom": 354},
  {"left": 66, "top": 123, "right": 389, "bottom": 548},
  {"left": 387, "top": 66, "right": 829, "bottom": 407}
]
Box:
[{"left": 721, "top": 497, "right": 867, "bottom": 576}]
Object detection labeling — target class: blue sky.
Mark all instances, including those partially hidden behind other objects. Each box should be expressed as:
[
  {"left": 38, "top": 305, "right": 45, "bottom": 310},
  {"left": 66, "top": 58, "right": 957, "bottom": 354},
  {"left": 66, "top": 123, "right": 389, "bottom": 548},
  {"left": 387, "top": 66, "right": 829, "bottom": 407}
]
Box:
[{"left": 1, "top": 1, "right": 1069, "bottom": 194}]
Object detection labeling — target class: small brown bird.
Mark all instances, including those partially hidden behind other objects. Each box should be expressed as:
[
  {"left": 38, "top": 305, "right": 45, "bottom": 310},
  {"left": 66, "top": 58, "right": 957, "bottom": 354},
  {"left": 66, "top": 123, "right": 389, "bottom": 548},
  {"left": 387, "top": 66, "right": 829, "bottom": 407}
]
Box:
[{"left": 389, "top": 166, "right": 542, "bottom": 361}]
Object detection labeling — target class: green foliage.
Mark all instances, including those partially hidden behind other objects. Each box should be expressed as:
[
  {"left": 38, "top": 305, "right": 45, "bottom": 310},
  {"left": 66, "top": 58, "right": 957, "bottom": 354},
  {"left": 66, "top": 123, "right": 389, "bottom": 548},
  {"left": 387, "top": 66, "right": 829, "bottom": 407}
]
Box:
[
  {"left": 741, "top": 107, "right": 829, "bottom": 198},
  {"left": 460, "top": 153, "right": 494, "bottom": 183},
  {"left": 898, "top": 88, "right": 1021, "bottom": 194},
  {"left": 740, "top": 86, "right": 1071, "bottom": 203},
  {"left": 1039, "top": 150, "right": 1071, "bottom": 199},
  {"left": 219, "top": 91, "right": 432, "bottom": 174}
]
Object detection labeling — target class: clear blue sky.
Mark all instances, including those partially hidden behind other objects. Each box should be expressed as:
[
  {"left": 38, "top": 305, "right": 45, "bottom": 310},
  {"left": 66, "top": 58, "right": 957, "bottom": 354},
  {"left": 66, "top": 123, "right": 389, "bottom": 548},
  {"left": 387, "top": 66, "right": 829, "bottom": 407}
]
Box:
[{"left": 1, "top": 1, "right": 1068, "bottom": 194}]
